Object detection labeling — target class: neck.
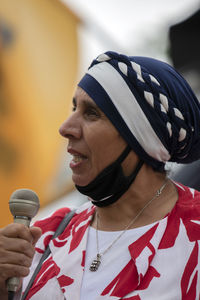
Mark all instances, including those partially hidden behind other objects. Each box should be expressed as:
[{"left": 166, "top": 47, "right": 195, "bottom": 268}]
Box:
[{"left": 91, "top": 164, "right": 178, "bottom": 231}]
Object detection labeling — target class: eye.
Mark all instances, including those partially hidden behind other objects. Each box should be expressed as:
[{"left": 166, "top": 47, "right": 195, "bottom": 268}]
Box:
[
  {"left": 84, "top": 107, "right": 100, "bottom": 119},
  {"left": 85, "top": 107, "right": 99, "bottom": 116},
  {"left": 72, "top": 97, "right": 77, "bottom": 112},
  {"left": 72, "top": 105, "right": 76, "bottom": 112}
]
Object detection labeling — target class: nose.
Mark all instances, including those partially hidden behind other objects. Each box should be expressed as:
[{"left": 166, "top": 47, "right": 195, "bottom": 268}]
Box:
[{"left": 59, "top": 113, "right": 81, "bottom": 139}]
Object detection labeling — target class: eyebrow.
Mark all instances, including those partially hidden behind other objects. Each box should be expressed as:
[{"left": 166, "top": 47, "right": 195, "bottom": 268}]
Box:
[
  {"left": 72, "top": 97, "right": 100, "bottom": 110},
  {"left": 82, "top": 99, "right": 99, "bottom": 110}
]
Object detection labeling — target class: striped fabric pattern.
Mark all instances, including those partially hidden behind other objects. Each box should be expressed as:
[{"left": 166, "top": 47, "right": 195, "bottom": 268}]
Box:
[{"left": 78, "top": 51, "right": 200, "bottom": 169}]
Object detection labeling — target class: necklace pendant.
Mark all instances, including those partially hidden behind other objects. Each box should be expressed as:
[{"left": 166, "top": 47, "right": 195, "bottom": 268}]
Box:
[{"left": 89, "top": 254, "right": 101, "bottom": 271}]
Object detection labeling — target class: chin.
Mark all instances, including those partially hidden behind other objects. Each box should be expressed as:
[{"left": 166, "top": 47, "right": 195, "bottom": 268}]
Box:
[{"left": 72, "top": 174, "right": 91, "bottom": 187}]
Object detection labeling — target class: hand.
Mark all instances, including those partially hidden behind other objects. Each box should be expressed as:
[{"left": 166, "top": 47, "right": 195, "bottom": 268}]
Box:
[{"left": 0, "top": 223, "right": 42, "bottom": 298}]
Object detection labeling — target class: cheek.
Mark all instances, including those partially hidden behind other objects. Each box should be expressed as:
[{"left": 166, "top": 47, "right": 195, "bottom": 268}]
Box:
[
  {"left": 89, "top": 138, "right": 106, "bottom": 166},
  {"left": 88, "top": 131, "right": 126, "bottom": 168}
]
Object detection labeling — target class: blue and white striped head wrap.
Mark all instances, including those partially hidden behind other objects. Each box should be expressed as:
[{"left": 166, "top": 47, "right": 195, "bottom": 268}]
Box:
[{"left": 78, "top": 51, "right": 200, "bottom": 170}]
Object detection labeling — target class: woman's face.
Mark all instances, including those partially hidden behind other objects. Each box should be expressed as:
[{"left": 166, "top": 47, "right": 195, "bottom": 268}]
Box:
[{"left": 59, "top": 87, "right": 129, "bottom": 186}]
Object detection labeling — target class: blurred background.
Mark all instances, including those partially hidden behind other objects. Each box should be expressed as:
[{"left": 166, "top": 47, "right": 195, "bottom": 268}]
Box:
[{"left": 0, "top": 0, "right": 200, "bottom": 226}]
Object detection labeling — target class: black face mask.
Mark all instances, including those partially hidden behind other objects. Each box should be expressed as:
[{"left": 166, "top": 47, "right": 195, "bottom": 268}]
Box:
[{"left": 75, "top": 146, "right": 144, "bottom": 207}]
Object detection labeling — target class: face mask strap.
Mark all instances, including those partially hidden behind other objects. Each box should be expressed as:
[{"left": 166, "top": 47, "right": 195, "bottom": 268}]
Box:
[{"left": 114, "top": 145, "right": 132, "bottom": 164}]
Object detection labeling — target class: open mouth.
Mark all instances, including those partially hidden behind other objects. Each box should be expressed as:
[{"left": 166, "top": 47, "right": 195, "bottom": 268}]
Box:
[
  {"left": 69, "top": 152, "right": 88, "bottom": 169},
  {"left": 68, "top": 147, "right": 88, "bottom": 168},
  {"left": 72, "top": 154, "right": 86, "bottom": 163}
]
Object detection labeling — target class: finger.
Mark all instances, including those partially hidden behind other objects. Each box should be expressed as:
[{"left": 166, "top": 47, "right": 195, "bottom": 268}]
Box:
[
  {"left": 30, "top": 226, "right": 42, "bottom": 246},
  {"left": 0, "top": 250, "right": 32, "bottom": 268},
  {"left": 0, "top": 223, "right": 33, "bottom": 243},
  {"left": 0, "top": 263, "right": 30, "bottom": 281},
  {"left": 0, "top": 236, "right": 35, "bottom": 258}
]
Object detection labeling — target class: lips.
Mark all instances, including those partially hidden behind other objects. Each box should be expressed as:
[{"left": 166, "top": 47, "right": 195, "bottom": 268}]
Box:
[{"left": 68, "top": 148, "right": 88, "bottom": 168}]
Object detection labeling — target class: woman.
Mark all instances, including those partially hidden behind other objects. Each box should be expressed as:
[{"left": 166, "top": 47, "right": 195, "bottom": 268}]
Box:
[{"left": 1, "top": 51, "right": 200, "bottom": 299}]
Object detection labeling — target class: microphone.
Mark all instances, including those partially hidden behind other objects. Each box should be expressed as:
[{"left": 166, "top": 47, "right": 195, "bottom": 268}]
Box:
[{"left": 7, "top": 189, "right": 40, "bottom": 294}]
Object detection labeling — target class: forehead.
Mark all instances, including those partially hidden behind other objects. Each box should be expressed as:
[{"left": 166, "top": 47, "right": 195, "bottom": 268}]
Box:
[{"left": 74, "top": 87, "right": 95, "bottom": 103}]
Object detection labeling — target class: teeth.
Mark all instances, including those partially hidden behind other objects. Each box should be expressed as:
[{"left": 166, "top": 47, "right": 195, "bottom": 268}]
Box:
[{"left": 73, "top": 155, "right": 83, "bottom": 163}]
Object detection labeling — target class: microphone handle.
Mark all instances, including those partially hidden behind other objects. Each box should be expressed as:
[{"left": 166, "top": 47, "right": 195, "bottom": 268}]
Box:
[{"left": 7, "top": 216, "right": 31, "bottom": 293}]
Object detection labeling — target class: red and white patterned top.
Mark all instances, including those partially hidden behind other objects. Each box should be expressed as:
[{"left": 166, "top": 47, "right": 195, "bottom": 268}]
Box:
[{"left": 21, "top": 183, "right": 200, "bottom": 299}]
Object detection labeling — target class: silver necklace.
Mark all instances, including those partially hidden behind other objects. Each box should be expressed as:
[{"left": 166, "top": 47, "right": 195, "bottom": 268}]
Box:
[{"left": 89, "top": 180, "right": 168, "bottom": 271}]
